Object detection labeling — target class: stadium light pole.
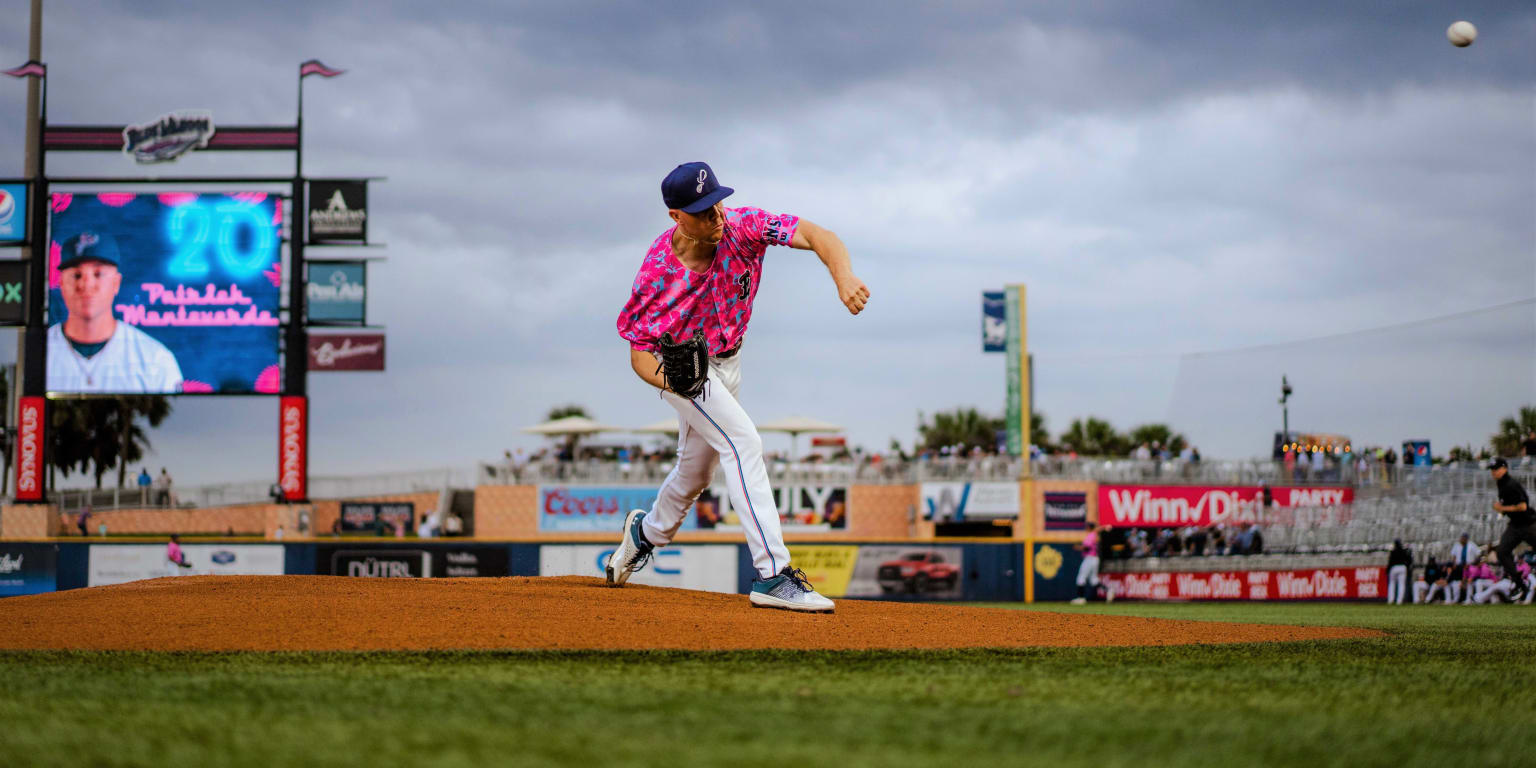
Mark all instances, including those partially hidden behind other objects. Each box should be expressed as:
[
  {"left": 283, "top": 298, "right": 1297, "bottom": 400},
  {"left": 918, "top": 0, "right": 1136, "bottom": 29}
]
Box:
[{"left": 1279, "top": 375, "right": 1292, "bottom": 445}]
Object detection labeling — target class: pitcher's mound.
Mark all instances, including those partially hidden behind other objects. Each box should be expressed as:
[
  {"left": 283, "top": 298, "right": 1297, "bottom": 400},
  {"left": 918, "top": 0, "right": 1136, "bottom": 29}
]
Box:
[{"left": 0, "top": 575, "right": 1381, "bottom": 651}]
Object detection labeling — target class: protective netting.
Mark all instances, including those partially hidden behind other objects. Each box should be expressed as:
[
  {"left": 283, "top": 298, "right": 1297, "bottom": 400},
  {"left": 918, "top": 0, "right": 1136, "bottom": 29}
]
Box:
[{"left": 1167, "top": 299, "right": 1535, "bottom": 458}]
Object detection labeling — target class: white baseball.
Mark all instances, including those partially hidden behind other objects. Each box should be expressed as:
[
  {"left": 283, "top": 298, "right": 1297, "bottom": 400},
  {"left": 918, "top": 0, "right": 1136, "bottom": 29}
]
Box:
[{"left": 1447, "top": 20, "right": 1477, "bottom": 48}]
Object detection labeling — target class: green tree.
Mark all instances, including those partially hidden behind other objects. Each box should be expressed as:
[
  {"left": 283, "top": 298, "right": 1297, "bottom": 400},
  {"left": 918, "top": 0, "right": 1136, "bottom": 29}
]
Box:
[
  {"left": 919, "top": 408, "right": 1004, "bottom": 451},
  {"left": 1491, "top": 405, "right": 1536, "bottom": 457},
  {"left": 1127, "top": 423, "right": 1187, "bottom": 454},
  {"left": 1058, "top": 417, "right": 1128, "bottom": 457},
  {"left": 49, "top": 397, "right": 173, "bottom": 490},
  {"left": 1031, "top": 412, "right": 1052, "bottom": 453}
]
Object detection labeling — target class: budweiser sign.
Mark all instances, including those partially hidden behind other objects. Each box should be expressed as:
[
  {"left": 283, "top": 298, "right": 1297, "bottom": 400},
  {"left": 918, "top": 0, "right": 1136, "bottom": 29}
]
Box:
[
  {"left": 278, "top": 396, "right": 307, "bottom": 501},
  {"left": 14, "top": 397, "right": 44, "bottom": 502},
  {"left": 308, "top": 333, "right": 385, "bottom": 371},
  {"left": 1102, "top": 567, "right": 1384, "bottom": 601},
  {"left": 1097, "top": 484, "right": 1353, "bottom": 528}
]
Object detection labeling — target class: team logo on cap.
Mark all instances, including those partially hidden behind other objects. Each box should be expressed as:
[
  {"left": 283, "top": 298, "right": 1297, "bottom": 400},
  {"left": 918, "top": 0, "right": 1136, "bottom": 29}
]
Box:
[
  {"left": 696, "top": 169, "right": 708, "bottom": 193},
  {"left": 75, "top": 232, "right": 99, "bottom": 255}
]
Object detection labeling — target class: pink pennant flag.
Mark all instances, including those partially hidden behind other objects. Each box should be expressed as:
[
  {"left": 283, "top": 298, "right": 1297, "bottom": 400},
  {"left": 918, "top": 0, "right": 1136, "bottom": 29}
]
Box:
[
  {"left": 3, "top": 60, "right": 45, "bottom": 78},
  {"left": 299, "top": 59, "right": 345, "bottom": 78}
]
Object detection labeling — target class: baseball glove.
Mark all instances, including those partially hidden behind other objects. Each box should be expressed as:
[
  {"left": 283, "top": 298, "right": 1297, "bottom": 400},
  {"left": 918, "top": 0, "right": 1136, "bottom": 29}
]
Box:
[{"left": 654, "top": 330, "right": 710, "bottom": 399}]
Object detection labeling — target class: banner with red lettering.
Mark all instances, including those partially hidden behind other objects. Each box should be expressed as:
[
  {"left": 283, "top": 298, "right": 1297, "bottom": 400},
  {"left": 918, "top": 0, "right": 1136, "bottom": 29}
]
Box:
[
  {"left": 278, "top": 396, "right": 307, "bottom": 501},
  {"left": 1101, "top": 567, "right": 1385, "bottom": 601},
  {"left": 14, "top": 396, "right": 45, "bottom": 502},
  {"left": 1097, "top": 484, "right": 1354, "bottom": 528}
]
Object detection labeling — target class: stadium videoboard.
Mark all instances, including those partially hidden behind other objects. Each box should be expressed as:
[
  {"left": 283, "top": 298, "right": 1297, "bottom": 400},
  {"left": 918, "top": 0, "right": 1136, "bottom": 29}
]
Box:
[{"left": 47, "top": 192, "right": 283, "bottom": 395}]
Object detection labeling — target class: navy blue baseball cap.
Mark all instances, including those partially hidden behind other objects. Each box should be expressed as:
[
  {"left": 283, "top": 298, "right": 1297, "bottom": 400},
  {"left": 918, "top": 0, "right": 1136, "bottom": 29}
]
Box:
[
  {"left": 58, "top": 232, "right": 121, "bottom": 270},
  {"left": 662, "top": 161, "right": 733, "bottom": 213}
]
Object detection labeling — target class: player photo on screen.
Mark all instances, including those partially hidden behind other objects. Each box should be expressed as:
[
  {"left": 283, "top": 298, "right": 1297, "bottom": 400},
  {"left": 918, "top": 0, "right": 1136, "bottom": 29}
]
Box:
[{"left": 46, "top": 192, "right": 283, "bottom": 395}]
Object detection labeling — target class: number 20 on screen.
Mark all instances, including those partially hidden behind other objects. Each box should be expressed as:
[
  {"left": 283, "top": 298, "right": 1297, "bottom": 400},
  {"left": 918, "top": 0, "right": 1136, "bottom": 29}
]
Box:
[{"left": 164, "top": 199, "right": 277, "bottom": 280}]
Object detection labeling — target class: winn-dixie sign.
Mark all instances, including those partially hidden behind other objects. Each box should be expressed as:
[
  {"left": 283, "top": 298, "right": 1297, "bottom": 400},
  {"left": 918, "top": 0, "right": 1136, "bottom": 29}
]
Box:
[
  {"left": 1102, "top": 567, "right": 1384, "bottom": 601},
  {"left": 1097, "top": 485, "right": 1352, "bottom": 528}
]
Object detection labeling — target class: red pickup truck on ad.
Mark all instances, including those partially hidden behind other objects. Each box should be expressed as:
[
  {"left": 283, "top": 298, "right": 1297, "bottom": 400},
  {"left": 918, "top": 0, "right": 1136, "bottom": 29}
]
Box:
[{"left": 877, "top": 552, "right": 960, "bottom": 594}]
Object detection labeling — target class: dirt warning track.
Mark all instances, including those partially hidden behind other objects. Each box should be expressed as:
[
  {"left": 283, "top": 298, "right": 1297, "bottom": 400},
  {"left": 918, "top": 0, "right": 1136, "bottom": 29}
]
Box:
[{"left": 0, "top": 576, "right": 1382, "bottom": 651}]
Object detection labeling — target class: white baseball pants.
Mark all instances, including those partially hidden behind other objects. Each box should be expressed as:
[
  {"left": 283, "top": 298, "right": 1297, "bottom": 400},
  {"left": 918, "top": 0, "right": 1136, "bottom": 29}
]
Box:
[
  {"left": 1386, "top": 565, "right": 1407, "bottom": 604},
  {"left": 1076, "top": 555, "right": 1100, "bottom": 587},
  {"left": 1413, "top": 581, "right": 1430, "bottom": 603},
  {"left": 641, "top": 352, "right": 790, "bottom": 580}
]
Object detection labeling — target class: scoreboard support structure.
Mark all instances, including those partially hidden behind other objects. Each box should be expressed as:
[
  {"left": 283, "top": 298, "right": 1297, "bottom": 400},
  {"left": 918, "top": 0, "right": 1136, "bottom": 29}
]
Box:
[{"left": 6, "top": 61, "right": 375, "bottom": 505}]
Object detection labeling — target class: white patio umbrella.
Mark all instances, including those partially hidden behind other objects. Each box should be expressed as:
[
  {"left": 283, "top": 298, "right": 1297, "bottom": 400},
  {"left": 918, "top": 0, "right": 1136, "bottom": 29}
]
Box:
[
  {"left": 521, "top": 415, "right": 622, "bottom": 436},
  {"left": 632, "top": 418, "right": 681, "bottom": 435},
  {"left": 755, "top": 416, "right": 844, "bottom": 460}
]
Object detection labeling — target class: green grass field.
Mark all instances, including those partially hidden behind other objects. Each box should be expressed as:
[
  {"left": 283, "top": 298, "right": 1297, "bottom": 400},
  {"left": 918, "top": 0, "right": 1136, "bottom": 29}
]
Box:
[{"left": 3, "top": 602, "right": 1532, "bottom": 768}]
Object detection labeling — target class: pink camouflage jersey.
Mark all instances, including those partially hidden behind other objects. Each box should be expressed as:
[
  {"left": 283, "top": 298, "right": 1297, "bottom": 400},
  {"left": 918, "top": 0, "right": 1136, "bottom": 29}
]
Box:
[{"left": 617, "top": 206, "right": 799, "bottom": 355}]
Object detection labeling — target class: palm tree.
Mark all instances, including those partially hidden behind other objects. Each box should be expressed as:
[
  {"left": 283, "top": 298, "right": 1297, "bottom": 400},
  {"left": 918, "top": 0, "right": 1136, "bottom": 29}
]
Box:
[
  {"left": 1491, "top": 405, "right": 1536, "bottom": 457},
  {"left": 48, "top": 396, "right": 173, "bottom": 490},
  {"left": 1059, "top": 417, "right": 1128, "bottom": 457},
  {"left": 1127, "top": 423, "right": 1187, "bottom": 454},
  {"left": 919, "top": 408, "right": 1005, "bottom": 451},
  {"left": 546, "top": 404, "right": 589, "bottom": 421}
]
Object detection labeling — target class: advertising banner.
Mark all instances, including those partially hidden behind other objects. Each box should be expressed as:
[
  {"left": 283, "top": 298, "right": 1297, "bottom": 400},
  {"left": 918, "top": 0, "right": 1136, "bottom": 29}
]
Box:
[
  {"left": 279, "top": 396, "right": 307, "bottom": 501},
  {"left": 14, "top": 396, "right": 45, "bottom": 502},
  {"left": 1101, "top": 567, "right": 1385, "bottom": 601},
  {"left": 539, "top": 544, "right": 738, "bottom": 593},
  {"left": 0, "top": 543, "right": 57, "bottom": 597},
  {"left": 0, "top": 260, "right": 25, "bottom": 325},
  {"left": 1030, "top": 542, "right": 1086, "bottom": 601},
  {"left": 308, "top": 333, "right": 385, "bottom": 371},
  {"left": 1097, "top": 485, "right": 1354, "bottom": 528},
  {"left": 788, "top": 545, "right": 964, "bottom": 600},
  {"left": 327, "top": 549, "right": 431, "bottom": 578},
  {"left": 0, "top": 182, "right": 26, "bottom": 242},
  {"left": 922, "top": 482, "right": 1020, "bottom": 522},
  {"left": 981, "top": 291, "right": 1005, "bottom": 352},
  {"left": 785, "top": 546, "right": 859, "bottom": 597},
  {"left": 1042, "top": 491, "right": 1088, "bottom": 530},
  {"left": 696, "top": 484, "right": 848, "bottom": 530},
  {"left": 305, "top": 261, "right": 366, "bottom": 324},
  {"left": 339, "top": 502, "right": 417, "bottom": 535},
  {"left": 540, "top": 486, "right": 663, "bottom": 532},
  {"left": 853, "top": 545, "right": 964, "bottom": 599},
  {"left": 308, "top": 180, "right": 367, "bottom": 242},
  {"left": 436, "top": 546, "right": 510, "bottom": 578},
  {"left": 47, "top": 192, "right": 282, "bottom": 394},
  {"left": 312, "top": 545, "right": 509, "bottom": 578},
  {"left": 87, "top": 544, "right": 284, "bottom": 586}
]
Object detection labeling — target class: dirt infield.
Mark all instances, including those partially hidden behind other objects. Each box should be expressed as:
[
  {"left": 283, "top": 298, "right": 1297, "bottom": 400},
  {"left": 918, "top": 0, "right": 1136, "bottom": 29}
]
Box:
[{"left": 0, "top": 576, "right": 1383, "bottom": 651}]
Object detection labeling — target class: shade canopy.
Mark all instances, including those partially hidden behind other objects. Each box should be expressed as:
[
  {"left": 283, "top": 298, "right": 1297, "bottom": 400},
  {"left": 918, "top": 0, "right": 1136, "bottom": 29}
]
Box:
[
  {"left": 521, "top": 415, "right": 622, "bottom": 435},
  {"left": 755, "top": 416, "right": 844, "bottom": 435},
  {"left": 632, "top": 419, "right": 681, "bottom": 434}
]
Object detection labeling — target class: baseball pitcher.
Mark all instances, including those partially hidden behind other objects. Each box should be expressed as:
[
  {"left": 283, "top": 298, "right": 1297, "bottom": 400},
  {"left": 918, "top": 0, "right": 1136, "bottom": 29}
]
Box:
[{"left": 607, "top": 162, "right": 869, "bottom": 613}]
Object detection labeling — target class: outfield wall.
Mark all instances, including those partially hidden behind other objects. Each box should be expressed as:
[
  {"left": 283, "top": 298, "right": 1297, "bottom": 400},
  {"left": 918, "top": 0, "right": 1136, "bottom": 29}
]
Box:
[{"left": 2, "top": 540, "right": 1026, "bottom": 602}]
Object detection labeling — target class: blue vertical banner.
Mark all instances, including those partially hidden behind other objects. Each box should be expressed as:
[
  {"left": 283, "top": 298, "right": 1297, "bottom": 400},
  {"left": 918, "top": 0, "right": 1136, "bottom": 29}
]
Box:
[
  {"left": 306, "top": 260, "right": 366, "bottom": 324},
  {"left": 0, "top": 182, "right": 27, "bottom": 242},
  {"left": 982, "top": 291, "right": 1006, "bottom": 352}
]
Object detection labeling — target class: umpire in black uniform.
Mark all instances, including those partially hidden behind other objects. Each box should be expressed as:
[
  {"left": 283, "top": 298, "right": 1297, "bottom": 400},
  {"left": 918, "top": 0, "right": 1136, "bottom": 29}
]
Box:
[{"left": 1489, "top": 458, "right": 1533, "bottom": 601}]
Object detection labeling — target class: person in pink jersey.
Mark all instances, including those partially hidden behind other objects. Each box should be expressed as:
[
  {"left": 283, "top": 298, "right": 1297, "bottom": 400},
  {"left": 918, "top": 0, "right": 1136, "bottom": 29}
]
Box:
[
  {"left": 165, "top": 534, "right": 192, "bottom": 577},
  {"left": 607, "top": 162, "right": 869, "bottom": 613},
  {"left": 1072, "top": 521, "right": 1111, "bottom": 604}
]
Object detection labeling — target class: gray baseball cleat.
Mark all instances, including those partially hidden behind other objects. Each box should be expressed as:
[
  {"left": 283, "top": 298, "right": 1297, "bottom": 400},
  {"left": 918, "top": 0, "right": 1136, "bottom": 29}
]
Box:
[
  {"left": 749, "top": 566, "right": 835, "bottom": 613},
  {"left": 605, "top": 509, "right": 654, "bottom": 587}
]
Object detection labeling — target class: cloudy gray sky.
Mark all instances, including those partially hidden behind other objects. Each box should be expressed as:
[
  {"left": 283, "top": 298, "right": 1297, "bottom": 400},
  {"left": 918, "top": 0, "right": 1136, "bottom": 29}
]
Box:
[{"left": 1, "top": 1, "right": 1532, "bottom": 485}]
